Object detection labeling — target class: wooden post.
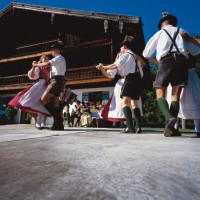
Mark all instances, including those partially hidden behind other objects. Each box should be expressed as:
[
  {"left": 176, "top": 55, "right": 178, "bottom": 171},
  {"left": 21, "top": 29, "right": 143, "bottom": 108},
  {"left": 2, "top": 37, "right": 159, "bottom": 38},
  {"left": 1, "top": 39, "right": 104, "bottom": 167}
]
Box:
[{"left": 181, "top": 119, "right": 186, "bottom": 129}]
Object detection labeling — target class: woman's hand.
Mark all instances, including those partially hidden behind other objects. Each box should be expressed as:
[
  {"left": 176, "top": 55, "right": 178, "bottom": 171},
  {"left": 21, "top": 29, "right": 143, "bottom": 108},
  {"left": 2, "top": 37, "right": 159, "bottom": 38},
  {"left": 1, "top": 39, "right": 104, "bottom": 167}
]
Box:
[
  {"left": 32, "top": 61, "right": 37, "bottom": 68},
  {"left": 96, "top": 63, "right": 103, "bottom": 70}
]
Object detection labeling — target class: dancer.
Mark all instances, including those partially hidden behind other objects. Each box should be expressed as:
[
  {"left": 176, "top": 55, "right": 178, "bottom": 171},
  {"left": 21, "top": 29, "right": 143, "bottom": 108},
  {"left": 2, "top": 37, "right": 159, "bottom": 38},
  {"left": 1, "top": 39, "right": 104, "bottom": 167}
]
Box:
[
  {"left": 8, "top": 54, "right": 51, "bottom": 130},
  {"left": 143, "top": 12, "right": 188, "bottom": 137},
  {"left": 32, "top": 41, "right": 66, "bottom": 130},
  {"left": 98, "top": 67, "right": 144, "bottom": 129},
  {"left": 97, "top": 35, "right": 144, "bottom": 133},
  {"left": 166, "top": 41, "right": 200, "bottom": 137}
]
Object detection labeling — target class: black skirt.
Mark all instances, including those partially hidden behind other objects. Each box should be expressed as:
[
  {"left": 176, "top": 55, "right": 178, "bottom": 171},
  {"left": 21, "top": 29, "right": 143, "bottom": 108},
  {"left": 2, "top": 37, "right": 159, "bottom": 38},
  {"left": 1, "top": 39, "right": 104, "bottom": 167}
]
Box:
[{"left": 120, "top": 72, "right": 143, "bottom": 100}]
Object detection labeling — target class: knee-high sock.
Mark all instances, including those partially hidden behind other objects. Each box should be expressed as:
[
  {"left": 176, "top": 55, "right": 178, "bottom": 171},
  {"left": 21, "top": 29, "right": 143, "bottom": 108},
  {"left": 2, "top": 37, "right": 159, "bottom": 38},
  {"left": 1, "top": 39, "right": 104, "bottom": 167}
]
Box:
[
  {"left": 134, "top": 108, "right": 141, "bottom": 129},
  {"left": 170, "top": 101, "right": 179, "bottom": 118},
  {"left": 44, "top": 103, "right": 54, "bottom": 116},
  {"left": 44, "top": 103, "right": 59, "bottom": 126},
  {"left": 123, "top": 106, "right": 134, "bottom": 130},
  {"left": 41, "top": 114, "right": 47, "bottom": 127},
  {"left": 54, "top": 107, "right": 63, "bottom": 125},
  {"left": 157, "top": 97, "right": 171, "bottom": 121},
  {"left": 67, "top": 113, "right": 71, "bottom": 124}
]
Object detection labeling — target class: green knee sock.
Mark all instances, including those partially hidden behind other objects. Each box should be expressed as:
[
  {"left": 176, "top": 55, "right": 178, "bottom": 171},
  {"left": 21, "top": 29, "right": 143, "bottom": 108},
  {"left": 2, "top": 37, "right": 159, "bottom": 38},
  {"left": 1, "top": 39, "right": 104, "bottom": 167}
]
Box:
[
  {"left": 67, "top": 113, "right": 71, "bottom": 124},
  {"left": 170, "top": 101, "right": 179, "bottom": 118},
  {"left": 123, "top": 106, "right": 134, "bottom": 130},
  {"left": 157, "top": 97, "right": 171, "bottom": 121},
  {"left": 134, "top": 108, "right": 141, "bottom": 129}
]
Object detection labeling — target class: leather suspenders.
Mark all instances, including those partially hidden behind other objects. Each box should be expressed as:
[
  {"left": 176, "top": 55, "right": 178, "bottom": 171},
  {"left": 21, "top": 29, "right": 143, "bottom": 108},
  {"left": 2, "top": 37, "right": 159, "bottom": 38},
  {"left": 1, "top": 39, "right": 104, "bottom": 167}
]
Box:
[
  {"left": 163, "top": 27, "right": 180, "bottom": 54},
  {"left": 127, "top": 52, "right": 140, "bottom": 74}
]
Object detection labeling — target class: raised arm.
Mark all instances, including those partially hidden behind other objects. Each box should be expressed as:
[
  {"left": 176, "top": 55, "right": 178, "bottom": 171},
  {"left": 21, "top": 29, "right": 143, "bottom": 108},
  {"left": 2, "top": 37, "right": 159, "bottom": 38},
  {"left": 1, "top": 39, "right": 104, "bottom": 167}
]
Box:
[{"left": 32, "top": 60, "right": 51, "bottom": 68}]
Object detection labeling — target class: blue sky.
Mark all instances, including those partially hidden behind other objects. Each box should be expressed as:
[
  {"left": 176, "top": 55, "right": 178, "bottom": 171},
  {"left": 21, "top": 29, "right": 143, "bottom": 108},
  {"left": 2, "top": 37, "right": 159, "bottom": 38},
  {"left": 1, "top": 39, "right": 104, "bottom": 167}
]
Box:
[{"left": 0, "top": 0, "right": 199, "bottom": 42}]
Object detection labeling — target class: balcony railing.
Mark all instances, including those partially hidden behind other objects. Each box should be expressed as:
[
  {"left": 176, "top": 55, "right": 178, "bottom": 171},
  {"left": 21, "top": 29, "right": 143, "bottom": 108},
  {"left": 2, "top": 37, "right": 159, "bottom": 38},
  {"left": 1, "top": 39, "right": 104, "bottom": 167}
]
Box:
[
  {"left": 0, "top": 66, "right": 109, "bottom": 90},
  {"left": 67, "top": 66, "right": 103, "bottom": 80},
  {"left": 0, "top": 74, "right": 36, "bottom": 88}
]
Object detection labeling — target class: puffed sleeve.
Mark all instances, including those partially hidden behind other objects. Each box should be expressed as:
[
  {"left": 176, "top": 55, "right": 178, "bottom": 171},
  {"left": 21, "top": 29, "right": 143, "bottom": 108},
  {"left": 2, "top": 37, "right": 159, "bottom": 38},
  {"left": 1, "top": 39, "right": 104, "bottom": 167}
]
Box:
[{"left": 28, "top": 67, "right": 40, "bottom": 80}]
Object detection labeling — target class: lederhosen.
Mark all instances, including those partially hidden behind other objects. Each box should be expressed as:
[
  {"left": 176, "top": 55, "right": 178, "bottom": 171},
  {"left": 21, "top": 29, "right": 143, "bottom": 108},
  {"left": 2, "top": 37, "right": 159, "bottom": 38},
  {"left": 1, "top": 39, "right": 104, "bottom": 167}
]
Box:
[
  {"left": 154, "top": 27, "right": 188, "bottom": 88},
  {"left": 120, "top": 53, "right": 142, "bottom": 100},
  {"left": 46, "top": 75, "right": 65, "bottom": 97}
]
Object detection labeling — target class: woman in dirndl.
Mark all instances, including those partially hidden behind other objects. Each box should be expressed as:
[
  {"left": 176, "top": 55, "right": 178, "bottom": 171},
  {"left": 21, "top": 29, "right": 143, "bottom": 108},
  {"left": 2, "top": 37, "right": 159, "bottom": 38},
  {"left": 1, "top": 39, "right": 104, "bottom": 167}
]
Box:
[
  {"left": 97, "top": 46, "right": 145, "bottom": 132},
  {"left": 8, "top": 54, "right": 51, "bottom": 130}
]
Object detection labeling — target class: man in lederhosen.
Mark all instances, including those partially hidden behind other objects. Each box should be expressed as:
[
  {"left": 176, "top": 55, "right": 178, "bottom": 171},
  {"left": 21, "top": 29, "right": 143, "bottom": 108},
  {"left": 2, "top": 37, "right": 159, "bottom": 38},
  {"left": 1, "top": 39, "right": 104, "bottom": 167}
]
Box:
[
  {"left": 32, "top": 41, "right": 66, "bottom": 130},
  {"left": 98, "top": 35, "right": 144, "bottom": 133},
  {"left": 143, "top": 13, "right": 188, "bottom": 137}
]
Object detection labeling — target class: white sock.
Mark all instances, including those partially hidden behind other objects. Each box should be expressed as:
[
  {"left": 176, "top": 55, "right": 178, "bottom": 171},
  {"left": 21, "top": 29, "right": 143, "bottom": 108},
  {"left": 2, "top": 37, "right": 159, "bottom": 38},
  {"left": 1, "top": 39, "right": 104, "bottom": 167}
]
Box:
[
  {"left": 41, "top": 115, "right": 47, "bottom": 127},
  {"left": 36, "top": 113, "right": 42, "bottom": 127}
]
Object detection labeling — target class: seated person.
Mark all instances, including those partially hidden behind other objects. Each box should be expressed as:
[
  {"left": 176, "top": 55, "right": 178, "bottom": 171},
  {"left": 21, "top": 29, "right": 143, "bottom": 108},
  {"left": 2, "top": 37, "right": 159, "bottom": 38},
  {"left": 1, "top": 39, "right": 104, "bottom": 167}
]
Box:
[
  {"left": 63, "top": 103, "right": 71, "bottom": 127},
  {"left": 91, "top": 104, "right": 104, "bottom": 128},
  {"left": 80, "top": 102, "right": 92, "bottom": 127},
  {"left": 70, "top": 100, "right": 82, "bottom": 127}
]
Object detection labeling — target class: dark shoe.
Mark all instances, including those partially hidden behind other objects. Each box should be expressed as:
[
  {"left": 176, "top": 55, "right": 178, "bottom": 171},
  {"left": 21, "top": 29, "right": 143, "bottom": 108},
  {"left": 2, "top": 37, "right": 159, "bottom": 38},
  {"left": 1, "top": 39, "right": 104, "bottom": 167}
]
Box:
[
  {"left": 41, "top": 126, "right": 49, "bottom": 130},
  {"left": 197, "top": 132, "right": 200, "bottom": 138},
  {"left": 120, "top": 128, "right": 135, "bottom": 134},
  {"left": 170, "top": 128, "right": 182, "bottom": 137},
  {"left": 136, "top": 128, "right": 142, "bottom": 134},
  {"left": 164, "top": 117, "right": 177, "bottom": 137},
  {"left": 50, "top": 124, "right": 64, "bottom": 131}
]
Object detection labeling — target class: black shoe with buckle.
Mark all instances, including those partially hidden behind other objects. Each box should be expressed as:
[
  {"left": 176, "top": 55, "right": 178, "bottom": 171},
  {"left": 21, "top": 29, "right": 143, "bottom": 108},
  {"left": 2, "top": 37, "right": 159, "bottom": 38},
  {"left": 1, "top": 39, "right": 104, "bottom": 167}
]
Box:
[
  {"left": 120, "top": 128, "right": 135, "bottom": 134},
  {"left": 196, "top": 132, "right": 200, "bottom": 138},
  {"left": 164, "top": 117, "right": 177, "bottom": 137},
  {"left": 171, "top": 128, "right": 182, "bottom": 137},
  {"left": 50, "top": 124, "right": 64, "bottom": 131}
]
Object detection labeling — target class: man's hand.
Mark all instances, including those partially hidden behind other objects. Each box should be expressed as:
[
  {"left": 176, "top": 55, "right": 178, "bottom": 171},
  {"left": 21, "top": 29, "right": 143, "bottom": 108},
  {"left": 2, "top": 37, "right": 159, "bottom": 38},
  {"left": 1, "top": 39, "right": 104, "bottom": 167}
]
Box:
[{"left": 150, "top": 57, "right": 159, "bottom": 65}]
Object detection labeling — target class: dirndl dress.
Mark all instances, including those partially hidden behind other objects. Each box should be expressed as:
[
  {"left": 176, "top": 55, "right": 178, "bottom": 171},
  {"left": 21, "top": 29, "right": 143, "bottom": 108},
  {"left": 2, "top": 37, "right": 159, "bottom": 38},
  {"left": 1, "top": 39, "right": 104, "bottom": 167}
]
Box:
[{"left": 8, "top": 67, "right": 50, "bottom": 116}]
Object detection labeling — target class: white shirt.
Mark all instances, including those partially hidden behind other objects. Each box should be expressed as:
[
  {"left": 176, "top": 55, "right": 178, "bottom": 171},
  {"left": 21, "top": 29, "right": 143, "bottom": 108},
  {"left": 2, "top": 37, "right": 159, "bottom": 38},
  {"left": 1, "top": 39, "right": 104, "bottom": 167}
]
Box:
[
  {"left": 143, "top": 25, "right": 188, "bottom": 61},
  {"left": 114, "top": 50, "right": 143, "bottom": 76},
  {"left": 49, "top": 54, "right": 66, "bottom": 77}
]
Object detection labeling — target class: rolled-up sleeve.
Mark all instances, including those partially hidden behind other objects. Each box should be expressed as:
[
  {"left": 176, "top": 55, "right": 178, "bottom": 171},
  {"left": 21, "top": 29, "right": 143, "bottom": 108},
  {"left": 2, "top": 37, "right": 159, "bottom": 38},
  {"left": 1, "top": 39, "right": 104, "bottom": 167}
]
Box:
[
  {"left": 107, "top": 69, "right": 118, "bottom": 78},
  {"left": 49, "top": 57, "right": 60, "bottom": 66}
]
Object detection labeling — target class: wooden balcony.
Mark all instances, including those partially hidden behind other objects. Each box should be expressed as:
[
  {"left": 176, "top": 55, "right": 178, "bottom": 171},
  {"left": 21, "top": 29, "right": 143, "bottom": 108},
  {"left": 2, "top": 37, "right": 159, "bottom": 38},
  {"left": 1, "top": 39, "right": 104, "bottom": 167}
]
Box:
[{"left": 0, "top": 66, "right": 111, "bottom": 91}]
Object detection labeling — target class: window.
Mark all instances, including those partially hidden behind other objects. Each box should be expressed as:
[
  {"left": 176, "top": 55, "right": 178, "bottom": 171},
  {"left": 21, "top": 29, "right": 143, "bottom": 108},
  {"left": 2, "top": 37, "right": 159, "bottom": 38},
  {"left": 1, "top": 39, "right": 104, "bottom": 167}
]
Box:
[{"left": 82, "top": 91, "right": 109, "bottom": 105}]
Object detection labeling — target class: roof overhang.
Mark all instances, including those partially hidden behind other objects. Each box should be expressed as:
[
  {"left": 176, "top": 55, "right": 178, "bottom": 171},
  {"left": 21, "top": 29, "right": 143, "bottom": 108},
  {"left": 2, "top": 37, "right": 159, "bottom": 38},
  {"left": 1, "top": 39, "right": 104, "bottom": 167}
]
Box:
[{"left": 0, "top": 2, "right": 140, "bottom": 24}]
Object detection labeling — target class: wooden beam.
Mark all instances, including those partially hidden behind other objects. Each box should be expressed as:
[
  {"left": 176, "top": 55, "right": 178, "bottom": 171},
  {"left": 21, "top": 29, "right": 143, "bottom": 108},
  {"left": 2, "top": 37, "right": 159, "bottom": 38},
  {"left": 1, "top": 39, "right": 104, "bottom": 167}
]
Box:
[
  {"left": 0, "top": 39, "right": 111, "bottom": 63},
  {"left": 0, "top": 84, "right": 32, "bottom": 91},
  {"left": 0, "top": 51, "right": 51, "bottom": 63},
  {"left": 66, "top": 77, "right": 112, "bottom": 85}
]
